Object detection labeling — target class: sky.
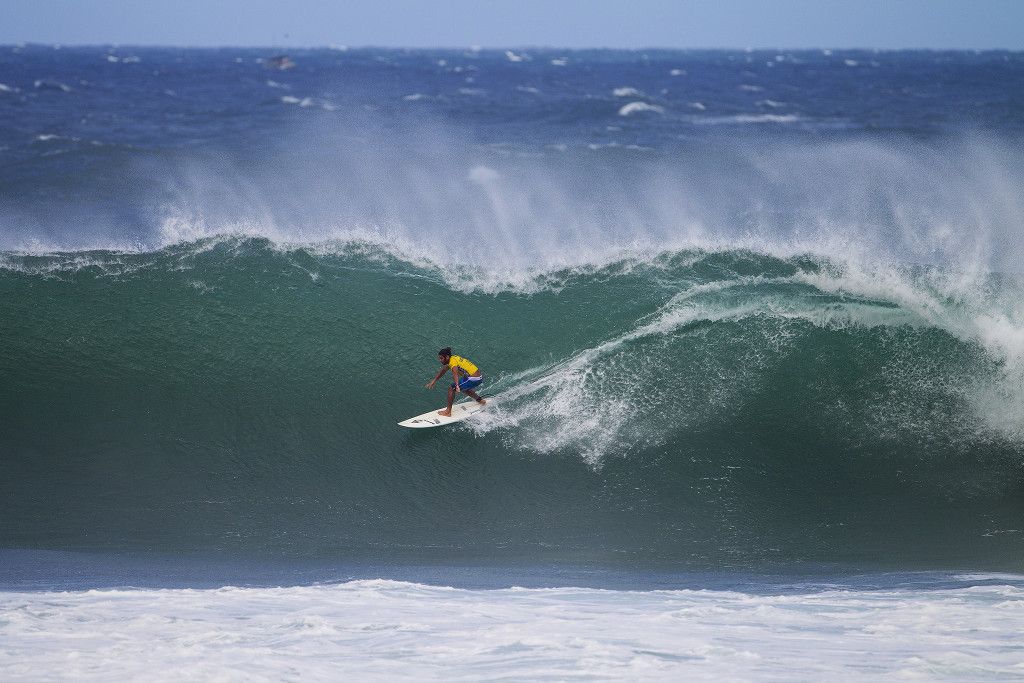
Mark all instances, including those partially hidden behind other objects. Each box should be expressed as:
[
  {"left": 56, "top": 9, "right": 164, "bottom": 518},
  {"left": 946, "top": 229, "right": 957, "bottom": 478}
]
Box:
[{"left": 3, "top": 0, "right": 1023, "bottom": 50}]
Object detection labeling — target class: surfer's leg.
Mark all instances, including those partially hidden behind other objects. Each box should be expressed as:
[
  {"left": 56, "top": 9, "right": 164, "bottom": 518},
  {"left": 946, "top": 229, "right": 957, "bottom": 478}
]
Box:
[
  {"left": 465, "top": 389, "right": 486, "bottom": 405},
  {"left": 438, "top": 386, "right": 455, "bottom": 416}
]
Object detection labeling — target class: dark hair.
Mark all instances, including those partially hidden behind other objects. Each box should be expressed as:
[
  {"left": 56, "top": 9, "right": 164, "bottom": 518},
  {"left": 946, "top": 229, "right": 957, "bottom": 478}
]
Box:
[{"left": 438, "top": 347, "right": 452, "bottom": 357}]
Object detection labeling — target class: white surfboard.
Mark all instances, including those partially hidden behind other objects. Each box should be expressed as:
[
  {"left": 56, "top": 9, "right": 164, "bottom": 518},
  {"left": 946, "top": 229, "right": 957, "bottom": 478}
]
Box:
[{"left": 398, "top": 401, "right": 486, "bottom": 428}]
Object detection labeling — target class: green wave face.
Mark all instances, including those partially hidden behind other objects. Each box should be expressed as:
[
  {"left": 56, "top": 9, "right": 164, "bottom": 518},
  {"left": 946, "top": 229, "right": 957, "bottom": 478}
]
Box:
[{"left": 2, "top": 239, "right": 1023, "bottom": 569}]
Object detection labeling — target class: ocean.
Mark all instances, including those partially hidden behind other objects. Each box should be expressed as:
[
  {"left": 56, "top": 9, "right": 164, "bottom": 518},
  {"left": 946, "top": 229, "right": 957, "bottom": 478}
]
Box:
[{"left": 1, "top": 45, "right": 1023, "bottom": 679}]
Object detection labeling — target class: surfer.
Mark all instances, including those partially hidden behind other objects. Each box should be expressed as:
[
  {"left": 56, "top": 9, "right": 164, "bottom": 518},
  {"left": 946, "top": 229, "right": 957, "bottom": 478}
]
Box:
[{"left": 425, "top": 347, "right": 486, "bottom": 417}]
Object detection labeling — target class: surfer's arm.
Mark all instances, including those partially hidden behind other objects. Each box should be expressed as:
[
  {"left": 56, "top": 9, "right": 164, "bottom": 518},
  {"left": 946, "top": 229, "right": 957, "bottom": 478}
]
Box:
[{"left": 425, "top": 366, "right": 448, "bottom": 389}]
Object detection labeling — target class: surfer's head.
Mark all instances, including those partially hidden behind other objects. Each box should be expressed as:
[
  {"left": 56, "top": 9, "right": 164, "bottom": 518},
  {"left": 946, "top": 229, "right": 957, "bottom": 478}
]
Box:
[{"left": 438, "top": 347, "right": 452, "bottom": 363}]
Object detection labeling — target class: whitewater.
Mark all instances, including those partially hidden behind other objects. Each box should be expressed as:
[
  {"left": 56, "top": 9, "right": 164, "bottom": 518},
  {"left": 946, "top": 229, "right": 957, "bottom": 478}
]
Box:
[
  {"left": 3, "top": 577, "right": 1024, "bottom": 681},
  {"left": 2, "top": 45, "right": 1024, "bottom": 679}
]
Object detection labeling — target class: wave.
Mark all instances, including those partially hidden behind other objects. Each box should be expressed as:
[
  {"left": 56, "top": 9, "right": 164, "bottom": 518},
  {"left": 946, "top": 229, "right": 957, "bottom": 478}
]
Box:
[
  {"left": 2, "top": 240, "right": 1023, "bottom": 567},
  {"left": 3, "top": 124, "right": 1024, "bottom": 567},
  {"left": 4, "top": 233, "right": 1024, "bottom": 446}
]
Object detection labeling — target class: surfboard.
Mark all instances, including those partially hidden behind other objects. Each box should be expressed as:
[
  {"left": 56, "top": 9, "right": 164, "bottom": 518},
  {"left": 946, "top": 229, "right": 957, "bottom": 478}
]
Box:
[{"left": 398, "top": 401, "right": 485, "bottom": 428}]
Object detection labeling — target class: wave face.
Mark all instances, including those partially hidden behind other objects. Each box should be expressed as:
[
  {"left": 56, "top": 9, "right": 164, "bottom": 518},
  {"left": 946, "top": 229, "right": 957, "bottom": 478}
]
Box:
[
  {"left": 2, "top": 48, "right": 1024, "bottom": 570},
  {"left": 2, "top": 240, "right": 1023, "bottom": 568}
]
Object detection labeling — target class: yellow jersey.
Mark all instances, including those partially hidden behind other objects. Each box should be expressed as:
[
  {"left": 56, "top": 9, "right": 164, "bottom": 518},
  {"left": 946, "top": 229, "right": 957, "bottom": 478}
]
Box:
[{"left": 448, "top": 355, "right": 479, "bottom": 375}]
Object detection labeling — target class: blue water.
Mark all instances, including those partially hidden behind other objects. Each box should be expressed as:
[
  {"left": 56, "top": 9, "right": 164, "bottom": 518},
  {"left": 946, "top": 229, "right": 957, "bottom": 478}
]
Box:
[
  {"left": 4, "top": 45, "right": 1024, "bottom": 680},
  {"left": 2, "top": 46, "right": 1022, "bottom": 251}
]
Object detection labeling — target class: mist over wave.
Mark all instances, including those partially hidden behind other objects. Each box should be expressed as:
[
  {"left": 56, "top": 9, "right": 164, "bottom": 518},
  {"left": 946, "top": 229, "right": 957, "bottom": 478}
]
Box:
[{"left": 6, "top": 125, "right": 1024, "bottom": 277}]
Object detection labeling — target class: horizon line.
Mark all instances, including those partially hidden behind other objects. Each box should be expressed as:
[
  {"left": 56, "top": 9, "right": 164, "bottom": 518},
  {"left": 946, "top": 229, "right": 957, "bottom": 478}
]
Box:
[{"left": 5, "top": 42, "right": 1023, "bottom": 53}]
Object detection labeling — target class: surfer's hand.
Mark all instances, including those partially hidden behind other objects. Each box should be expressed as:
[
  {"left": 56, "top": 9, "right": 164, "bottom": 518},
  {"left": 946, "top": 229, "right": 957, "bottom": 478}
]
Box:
[{"left": 425, "top": 381, "right": 434, "bottom": 389}]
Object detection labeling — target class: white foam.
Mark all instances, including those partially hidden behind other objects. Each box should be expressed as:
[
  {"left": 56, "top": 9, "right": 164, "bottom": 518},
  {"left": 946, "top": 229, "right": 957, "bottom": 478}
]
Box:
[
  {"left": 280, "top": 95, "right": 336, "bottom": 110},
  {"left": 0, "top": 83, "right": 16, "bottom": 93},
  {"left": 735, "top": 114, "right": 799, "bottom": 123},
  {"left": 618, "top": 101, "right": 664, "bottom": 116},
  {"left": 505, "top": 50, "right": 526, "bottom": 63},
  {"left": 954, "top": 572, "right": 1024, "bottom": 582},
  {"left": 1, "top": 581, "right": 1021, "bottom": 681},
  {"left": 697, "top": 114, "right": 800, "bottom": 125},
  {"left": 586, "top": 142, "right": 654, "bottom": 152},
  {"left": 613, "top": 87, "right": 643, "bottom": 97},
  {"left": 471, "top": 271, "right": 798, "bottom": 458},
  {"left": 33, "top": 79, "right": 71, "bottom": 92}
]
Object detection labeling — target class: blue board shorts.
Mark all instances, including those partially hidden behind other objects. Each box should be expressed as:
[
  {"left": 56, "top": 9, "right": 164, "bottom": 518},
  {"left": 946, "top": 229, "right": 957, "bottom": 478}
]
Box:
[{"left": 452, "top": 375, "right": 483, "bottom": 392}]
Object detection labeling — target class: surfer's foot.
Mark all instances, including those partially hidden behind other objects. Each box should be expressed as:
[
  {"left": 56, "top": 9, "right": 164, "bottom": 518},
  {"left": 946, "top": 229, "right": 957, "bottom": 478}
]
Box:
[
  {"left": 478, "top": 399, "right": 487, "bottom": 405},
  {"left": 437, "top": 409, "right": 452, "bottom": 417}
]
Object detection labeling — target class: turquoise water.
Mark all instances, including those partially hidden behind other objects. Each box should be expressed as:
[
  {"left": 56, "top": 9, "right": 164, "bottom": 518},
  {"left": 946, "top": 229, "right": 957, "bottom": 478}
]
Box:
[
  {"left": 2, "top": 46, "right": 1023, "bottom": 574},
  {"left": 3, "top": 241, "right": 1022, "bottom": 569}
]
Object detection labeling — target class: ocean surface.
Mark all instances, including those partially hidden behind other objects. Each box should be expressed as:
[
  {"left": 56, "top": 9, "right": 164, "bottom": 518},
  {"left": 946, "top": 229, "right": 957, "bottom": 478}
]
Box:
[{"left": 2, "top": 45, "right": 1024, "bottom": 679}]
